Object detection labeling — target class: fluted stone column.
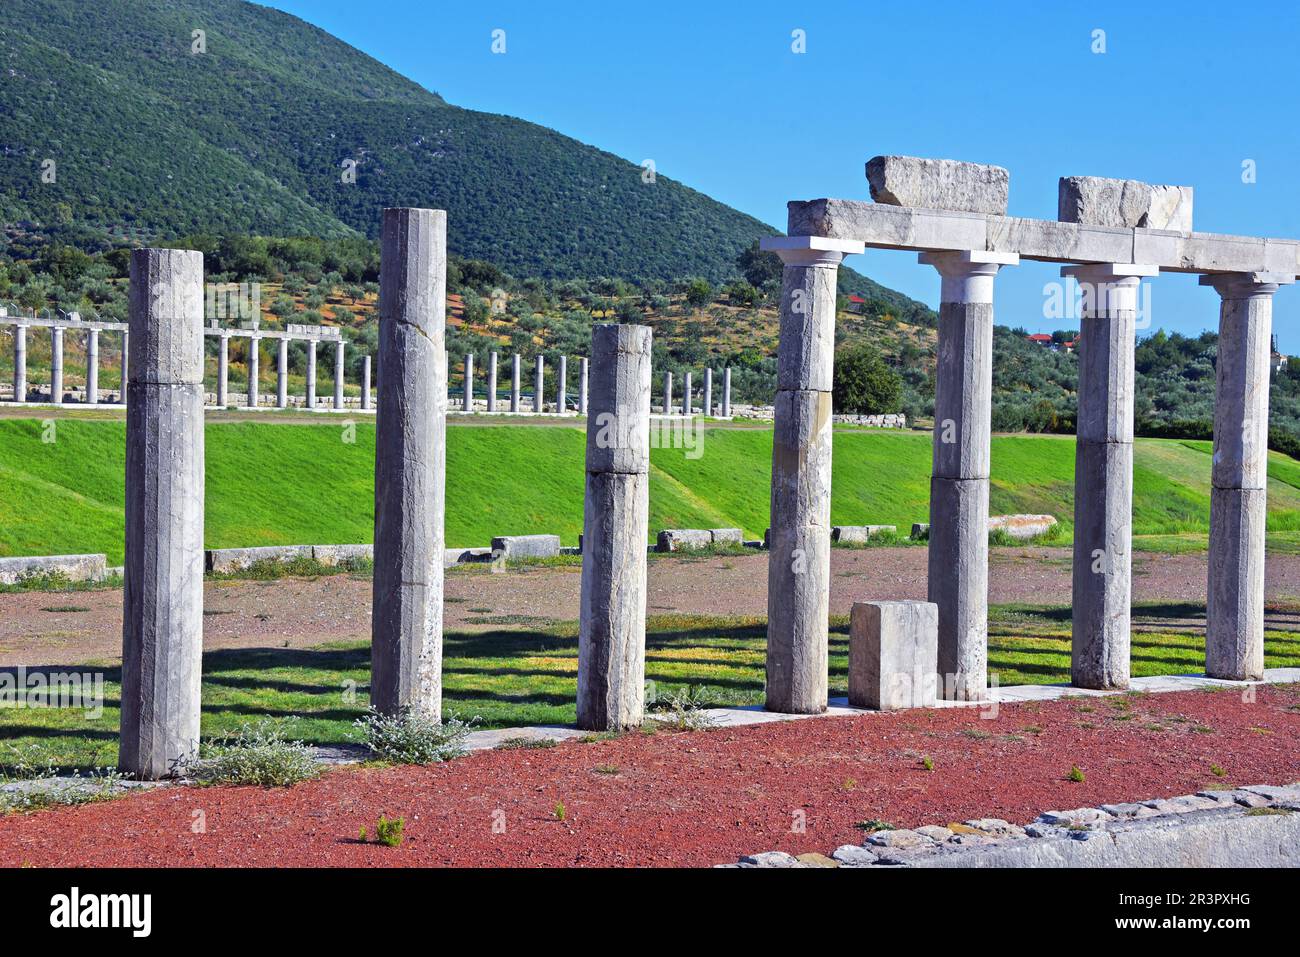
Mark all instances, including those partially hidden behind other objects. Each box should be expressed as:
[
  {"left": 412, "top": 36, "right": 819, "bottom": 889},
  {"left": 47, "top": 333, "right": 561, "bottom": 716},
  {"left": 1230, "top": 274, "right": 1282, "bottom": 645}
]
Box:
[
  {"left": 1065, "top": 263, "right": 1156, "bottom": 690},
  {"left": 51, "top": 327, "right": 64, "bottom": 404},
  {"left": 1202, "top": 272, "right": 1293, "bottom": 680},
  {"left": 247, "top": 336, "right": 260, "bottom": 408},
  {"left": 276, "top": 338, "right": 288, "bottom": 409},
  {"left": 119, "top": 248, "right": 205, "bottom": 779},
  {"left": 579, "top": 356, "right": 589, "bottom": 415},
  {"left": 682, "top": 370, "right": 692, "bottom": 415},
  {"left": 919, "top": 249, "right": 1018, "bottom": 701},
  {"left": 577, "top": 324, "right": 652, "bottom": 730},
  {"left": 764, "top": 236, "right": 864, "bottom": 714},
  {"left": 361, "top": 354, "right": 372, "bottom": 411},
  {"left": 463, "top": 352, "right": 474, "bottom": 412},
  {"left": 722, "top": 367, "right": 732, "bottom": 417},
  {"left": 13, "top": 325, "right": 26, "bottom": 402},
  {"left": 662, "top": 371, "right": 672, "bottom": 414},
  {"left": 510, "top": 353, "right": 521, "bottom": 412},
  {"left": 86, "top": 328, "right": 99, "bottom": 405},
  {"left": 334, "top": 339, "right": 346, "bottom": 410},
  {"left": 558, "top": 354, "right": 568, "bottom": 412},
  {"left": 703, "top": 367, "right": 713, "bottom": 417},
  {"left": 305, "top": 339, "right": 317, "bottom": 409},
  {"left": 372, "top": 207, "right": 447, "bottom": 717},
  {"left": 487, "top": 351, "right": 498, "bottom": 412},
  {"left": 534, "top": 355, "right": 545, "bottom": 412},
  {"left": 217, "top": 334, "right": 229, "bottom": 407}
]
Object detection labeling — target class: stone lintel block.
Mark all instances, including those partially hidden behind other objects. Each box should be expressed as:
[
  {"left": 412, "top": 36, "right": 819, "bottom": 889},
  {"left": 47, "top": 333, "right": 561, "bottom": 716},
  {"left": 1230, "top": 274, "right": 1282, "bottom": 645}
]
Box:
[
  {"left": 1074, "top": 310, "right": 1136, "bottom": 444},
  {"left": 766, "top": 523, "right": 831, "bottom": 714},
  {"left": 1059, "top": 176, "right": 1193, "bottom": 231},
  {"left": 776, "top": 264, "right": 838, "bottom": 392},
  {"left": 379, "top": 208, "right": 447, "bottom": 333},
  {"left": 128, "top": 249, "right": 204, "bottom": 385},
  {"left": 848, "top": 600, "right": 939, "bottom": 710},
  {"left": 577, "top": 470, "right": 649, "bottom": 730},
  {"left": 987, "top": 514, "right": 1057, "bottom": 540},
  {"left": 1207, "top": 486, "right": 1266, "bottom": 681},
  {"left": 770, "top": 389, "right": 834, "bottom": 525},
  {"left": 585, "top": 324, "right": 652, "bottom": 474},
  {"left": 932, "top": 301, "right": 993, "bottom": 480},
  {"left": 832, "top": 524, "right": 897, "bottom": 544},
  {"left": 926, "top": 476, "right": 989, "bottom": 700},
  {"left": 492, "top": 534, "right": 561, "bottom": 561},
  {"left": 867, "top": 156, "right": 1009, "bottom": 215}
]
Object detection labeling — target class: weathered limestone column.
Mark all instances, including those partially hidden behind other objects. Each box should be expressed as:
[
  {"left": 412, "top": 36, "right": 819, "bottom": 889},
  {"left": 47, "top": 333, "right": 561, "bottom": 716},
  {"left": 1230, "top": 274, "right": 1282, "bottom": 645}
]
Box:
[
  {"left": 119, "top": 248, "right": 205, "bottom": 779},
  {"left": 85, "top": 328, "right": 99, "bottom": 405},
  {"left": 579, "top": 356, "right": 589, "bottom": 415},
  {"left": 763, "top": 236, "right": 864, "bottom": 713},
  {"left": 1202, "top": 272, "right": 1293, "bottom": 680},
  {"left": 703, "top": 367, "right": 713, "bottom": 417},
  {"left": 13, "top": 325, "right": 26, "bottom": 402},
  {"left": 463, "top": 352, "right": 474, "bottom": 411},
  {"left": 372, "top": 207, "right": 447, "bottom": 717},
  {"left": 534, "top": 355, "right": 545, "bottom": 412},
  {"left": 276, "top": 338, "right": 288, "bottom": 409},
  {"left": 683, "top": 370, "right": 692, "bottom": 415},
  {"left": 577, "top": 323, "right": 652, "bottom": 730},
  {"left": 361, "top": 354, "right": 372, "bottom": 411},
  {"left": 662, "top": 370, "right": 672, "bottom": 414},
  {"left": 1064, "top": 263, "right": 1156, "bottom": 690},
  {"left": 51, "top": 327, "right": 64, "bottom": 404},
  {"left": 217, "top": 333, "right": 229, "bottom": 407},
  {"left": 510, "top": 353, "right": 521, "bottom": 411},
  {"left": 487, "top": 351, "right": 498, "bottom": 412},
  {"left": 558, "top": 354, "right": 568, "bottom": 412},
  {"left": 334, "top": 339, "right": 346, "bottom": 410},
  {"left": 305, "top": 339, "right": 317, "bottom": 409},
  {"left": 721, "top": 367, "right": 731, "bottom": 417},
  {"left": 919, "top": 249, "right": 1018, "bottom": 701},
  {"left": 247, "top": 335, "right": 260, "bottom": 408}
]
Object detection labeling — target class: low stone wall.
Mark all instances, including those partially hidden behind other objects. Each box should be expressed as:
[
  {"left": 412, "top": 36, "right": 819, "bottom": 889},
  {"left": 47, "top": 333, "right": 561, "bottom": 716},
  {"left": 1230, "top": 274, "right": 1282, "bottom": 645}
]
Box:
[
  {"left": 726, "top": 405, "right": 907, "bottom": 428},
  {"left": 0, "top": 553, "right": 108, "bottom": 585},
  {"left": 491, "top": 534, "right": 561, "bottom": 561},
  {"left": 656, "top": 528, "right": 744, "bottom": 552}
]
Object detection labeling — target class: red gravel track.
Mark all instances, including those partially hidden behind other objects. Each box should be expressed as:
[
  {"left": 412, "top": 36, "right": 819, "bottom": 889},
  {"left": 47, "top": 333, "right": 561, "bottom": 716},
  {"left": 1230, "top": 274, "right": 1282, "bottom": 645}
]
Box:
[{"left": 2, "top": 686, "right": 1298, "bottom": 868}]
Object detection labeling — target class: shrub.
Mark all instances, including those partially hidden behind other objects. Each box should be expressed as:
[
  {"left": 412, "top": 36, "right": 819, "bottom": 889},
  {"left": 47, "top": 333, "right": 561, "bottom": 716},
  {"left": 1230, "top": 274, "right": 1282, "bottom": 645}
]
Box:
[
  {"left": 375, "top": 815, "right": 404, "bottom": 847},
  {"left": 180, "top": 721, "right": 320, "bottom": 787},
  {"left": 353, "top": 707, "right": 475, "bottom": 764},
  {"left": 648, "top": 685, "right": 722, "bottom": 732},
  {"left": 833, "top": 344, "right": 902, "bottom": 414}
]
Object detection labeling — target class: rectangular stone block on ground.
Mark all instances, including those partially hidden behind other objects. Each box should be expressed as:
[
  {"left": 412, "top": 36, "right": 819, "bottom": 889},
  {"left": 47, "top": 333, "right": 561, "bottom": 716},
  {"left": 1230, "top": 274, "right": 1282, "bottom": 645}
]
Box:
[
  {"left": 0, "top": 553, "right": 107, "bottom": 585},
  {"left": 312, "top": 543, "right": 374, "bottom": 566},
  {"left": 987, "top": 515, "right": 1056, "bottom": 540},
  {"left": 492, "top": 534, "right": 561, "bottom": 561},
  {"left": 656, "top": 528, "right": 712, "bottom": 552},
  {"left": 709, "top": 528, "right": 744, "bottom": 544},
  {"left": 867, "top": 155, "right": 1009, "bottom": 215},
  {"left": 848, "top": 600, "right": 938, "bottom": 710},
  {"left": 832, "top": 525, "right": 897, "bottom": 544},
  {"left": 1058, "top": 176, "right": 1192, "bottom": 232},
  {"left": 206, "top": 544, "right": 312, "bottom": 574}
]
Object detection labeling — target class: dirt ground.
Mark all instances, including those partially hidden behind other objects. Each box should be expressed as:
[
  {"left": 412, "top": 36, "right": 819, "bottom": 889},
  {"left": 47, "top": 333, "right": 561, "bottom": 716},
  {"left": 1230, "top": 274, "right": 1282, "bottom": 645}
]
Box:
[{"left": 4, "top": 547, "right": 1300, "bottom": 667}]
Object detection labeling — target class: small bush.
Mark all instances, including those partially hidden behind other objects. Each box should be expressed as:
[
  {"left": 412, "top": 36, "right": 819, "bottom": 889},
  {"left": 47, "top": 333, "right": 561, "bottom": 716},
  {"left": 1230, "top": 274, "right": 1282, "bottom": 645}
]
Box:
[
  {"left": 180, "top": 721, "right": 320, "bottom": 787},
  {"left": 1068, "top": 765, "right": 1086, "bottom": 783},
  {"left": 375, "top": 815, "right": 405, "bottom": 847},
  {"left": 648, "top": 685, "right": 721, "bottom": 732},
  {"left": 353, "top": 707, "right": 475, "bottom": 764},
  {"left": 920, "top": 756, "right": 935, "bottom": 772},
  {"left": 855, "top": 819, "right": 895, "bottom": 833}
]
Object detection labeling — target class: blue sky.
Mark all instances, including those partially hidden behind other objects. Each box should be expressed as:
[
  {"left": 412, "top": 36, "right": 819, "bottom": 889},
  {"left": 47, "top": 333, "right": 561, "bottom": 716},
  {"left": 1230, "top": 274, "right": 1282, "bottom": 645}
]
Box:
[{"left": 264, "top": 0, "right": 1300, "bottom": 348}]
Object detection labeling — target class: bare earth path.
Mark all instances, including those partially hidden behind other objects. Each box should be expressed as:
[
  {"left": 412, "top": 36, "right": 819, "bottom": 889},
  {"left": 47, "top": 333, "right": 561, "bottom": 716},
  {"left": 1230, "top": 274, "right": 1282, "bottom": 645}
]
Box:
[{"left": 5, "top": 548, "right": 1300, "bottom": 667}]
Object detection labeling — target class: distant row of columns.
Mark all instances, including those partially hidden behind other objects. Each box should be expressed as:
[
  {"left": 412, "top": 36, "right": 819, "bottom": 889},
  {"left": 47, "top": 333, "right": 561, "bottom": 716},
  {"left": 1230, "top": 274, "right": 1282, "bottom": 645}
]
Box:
[{"left": 5, "top": 323, "right": 128, "bottom": 404}]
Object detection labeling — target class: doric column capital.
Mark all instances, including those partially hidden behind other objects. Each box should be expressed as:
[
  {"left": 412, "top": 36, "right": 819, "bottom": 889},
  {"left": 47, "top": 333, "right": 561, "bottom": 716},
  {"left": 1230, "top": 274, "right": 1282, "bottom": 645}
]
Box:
[
  {"left": 919, "top": 250, "right": 1019, "bottom": 304},
  {"left": 1062, "top": 263, "right": 1158, "bottom": 315},
  {"left": 1199, "top": 271, "right": 1293, "bottom": 301},
  {"left": 761, "top": 235, "right": 865, "bottom": 267}
]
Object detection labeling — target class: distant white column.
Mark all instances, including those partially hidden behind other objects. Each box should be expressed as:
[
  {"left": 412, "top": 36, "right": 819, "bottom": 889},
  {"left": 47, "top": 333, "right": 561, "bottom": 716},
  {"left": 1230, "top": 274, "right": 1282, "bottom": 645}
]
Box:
[
  {"left": 361, "top": 354, "right": 372, "bottom": 411},
  {"left": 534, "top": 355, "right": 545, "bottom": 412},
  {"left": 276, "top": 337, "right": 288, "bottom": 409},
  {"left": 662, "top": 370, "right": 672, "bottom": 414},
  {"left": 464, "top": 352, "right": 474, "bottom": 412},
  {"left": 703, "top": 367, "right": 713, "bottom": 417},
  {"left": 217, "top": 334, "right": 229, "bottom": 407},
  {"left": 247, "top": 336, "right": 260, "bottom": 408},
  {"left": 13, "top": 325, "right": 26, "bottom": 402},
  {"left": 86, "top": 328, "right": 99, "bottom": 405},
  {"left": 722, "top": 368, "right": 732, "bottom": 417},
  {"left": 510, "top": 353, "right": 521, "bottom": 412},
  {"left": 334, "top": 339, "right": 346, "bottom": 410},
  {"left": 120, "top": 330, "right": 129, "bottom": 400},
  {"left": 306, "top": 339, "right": 317, "bottom": 409},
  {"left": 682, "top": 370, "right": 692, "bottom": 415},
  {"left": 51, "top": 327, "right": 64, "bottom": 404},
  {"left": 487, "top": 351, "right": 498, "bottom": 412},
  {"left": 558, "top": 354, "right": 568, "bottom": 412},
  {"left": 579, "top": 356, "right": 589, "bottom": 415}
]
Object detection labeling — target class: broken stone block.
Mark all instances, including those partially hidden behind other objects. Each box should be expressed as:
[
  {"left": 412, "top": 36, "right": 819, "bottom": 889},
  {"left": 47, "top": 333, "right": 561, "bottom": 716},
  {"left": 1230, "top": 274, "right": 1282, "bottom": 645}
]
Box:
[
  {"left": 848, "top": 600, "right": 939, "bottom": 710},
  {"left": 867, "top": 155, "right": 1010, "bottom": 215},
  {"left": 866, "top": 828, "right": 934, "bottom": 849},
  {"left": 1058, "top": 175, "right": 1193, "bottom": 231}
]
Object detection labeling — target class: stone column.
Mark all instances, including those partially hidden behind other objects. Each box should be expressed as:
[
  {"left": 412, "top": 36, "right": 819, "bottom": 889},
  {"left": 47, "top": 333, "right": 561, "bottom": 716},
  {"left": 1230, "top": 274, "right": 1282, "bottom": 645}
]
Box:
[
  {"left": 534, "top": 355, "right": 545, "bottom": 412},
  {"left": 510, "top": 353, "right": 521, "bottom": 412},
  {"left": 463, "top": 352, "right": 474, "bottom": 412},
  {"left": 579, "top": 356, "right": 589, "bottom": 415},
  {"left": 372, "top": 207, "right": 447, "bottom": 717},
  {"left": 334, "top": 339, "right": 346, "bottom": 410},
  {"left": 217, "top": 333, "right": 229, "bottom": 407},
  {"left": 722, "top": 367, "right": 732, "bottom": 417},
  {"left": 558, "top": 354, "right": 568, "bottom": 412},
  {"left": 86, "top": 328, "right": 99, "bottom": 405},
  {"left": 1064, "top": 263, "right": 1156, "bottom": 690},
  {"left": 703, "top": 367, "right": 713, "bottom": 417},
  {"left": 119, "top": 248, "right": 205, "bottom": 780},
  {"left": 276, "top": 337, "right": 288, "bottom": 409},
  {"left": 361, "top": 354, "right": 372, "bottom": 411},
  {"left": 1202, "top": 271, "right": 1293, "bottom": 680},
  {"left": 764, "top": 236, "right": 864, "bottom": 713},
  {"left": 577, "top": 324, "right": 652, "bottom": 730},
  {"left": 662, "top": 370, "right": 672, "bottom": 414},
  {"left": 14, "top": 325, "right": 26, "bottom": 402},
  {"left": 682, "top": 370, "right": 692, "bottom": 415},
  {"left": 487, "top": 351, "right": 498, "bottom": 412},
  {"left": 919, "top": 249, "right": 1018, "bottom": 701},
  {"left": 305, "top": 339, "right": 317, "bottom": 409},
  {"left": 121, "top": 330, "right": 129, "bottom": 399},
  {"left": 51, "top": 327, "right": 64, "bottom": 404},
  {"left": 247, "top": 336, "right": 260, "bottom": 408}
]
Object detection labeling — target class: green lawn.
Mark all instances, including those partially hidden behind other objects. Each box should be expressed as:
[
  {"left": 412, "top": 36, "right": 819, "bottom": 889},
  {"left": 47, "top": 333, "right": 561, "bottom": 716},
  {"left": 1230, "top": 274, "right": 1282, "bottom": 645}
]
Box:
[
  {"left": 4, "top": 599, "right": 1300, "bottom": 773},
  {"left": 5, "top": 417, "right": 1300, "bottom": 564}
]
